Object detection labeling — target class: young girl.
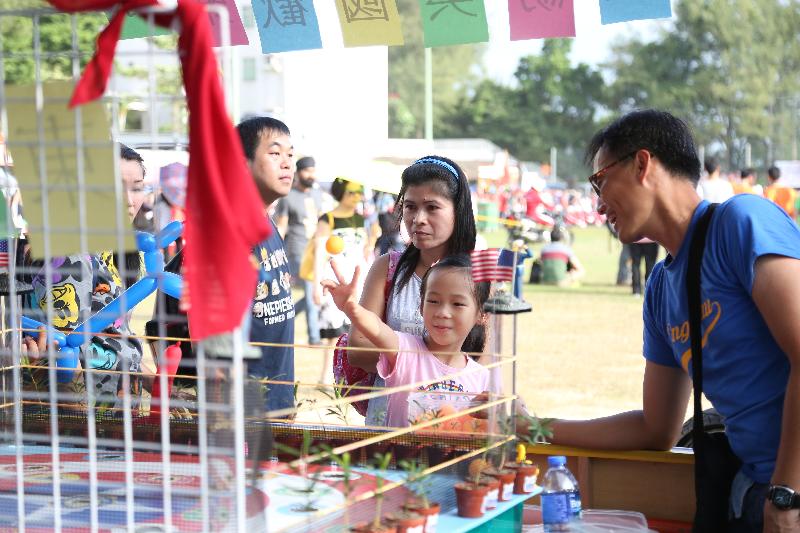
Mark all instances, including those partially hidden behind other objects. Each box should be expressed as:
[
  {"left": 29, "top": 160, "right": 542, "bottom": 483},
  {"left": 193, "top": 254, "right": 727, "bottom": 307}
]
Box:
[
  {"left": 343, "top": 155, "right": 477, "bottom": 424},
  {"left": 323, "top": 254, "right": 490, "bottom": 427}
]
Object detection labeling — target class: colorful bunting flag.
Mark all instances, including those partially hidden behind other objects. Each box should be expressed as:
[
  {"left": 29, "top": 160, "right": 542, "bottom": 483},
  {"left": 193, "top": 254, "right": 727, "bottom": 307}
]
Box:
[
  {"left": 418, "top": 0, "right": 489, "bottom": 48},
  {"left": 252, "top": 0, "right": 323, "bottom": 53},
  {"left": 336, "top": 0, "right": 404, "bottom": 47},
  {"left": 202, "top": 0, "right": 249, "bottom": 46},
  {"left": 120, "top": 13, "right": 171, "bottom": 39},
  {"left": 599, "top": 0, "right": 672, "bottom": 25},
  {"left": 470, "top": 248, "right": 514, "bottom": 282},
  {"left": 508, "top": 0, "right": 575, "bottom": 41}
]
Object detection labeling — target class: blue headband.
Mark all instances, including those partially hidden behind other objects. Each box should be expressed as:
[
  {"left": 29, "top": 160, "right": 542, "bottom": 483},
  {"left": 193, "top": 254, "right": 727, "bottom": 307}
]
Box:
[{"left": 413, "top": 157, "right": 459, "bottom": 180}]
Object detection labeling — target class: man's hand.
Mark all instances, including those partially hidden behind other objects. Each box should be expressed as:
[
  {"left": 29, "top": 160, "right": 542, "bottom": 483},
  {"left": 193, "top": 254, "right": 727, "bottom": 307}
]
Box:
[
  {"left": 763, "top": 502, "right": 800, "bottom": 532},
  {"left": 320, "top": 259, "right": 361, "bottom": 314},
  {"left": 21, "top": 327, "right": 47, "bottom": 361}
]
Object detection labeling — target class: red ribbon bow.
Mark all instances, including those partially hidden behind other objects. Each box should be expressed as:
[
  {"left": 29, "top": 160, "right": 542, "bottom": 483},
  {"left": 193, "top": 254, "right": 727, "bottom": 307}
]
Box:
[{"left": 47, "top": 0, "right": 271, "bottom": 340}]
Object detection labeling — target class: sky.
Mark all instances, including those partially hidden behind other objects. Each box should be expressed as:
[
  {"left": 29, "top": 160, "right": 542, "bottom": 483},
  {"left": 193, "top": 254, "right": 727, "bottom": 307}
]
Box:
[{"left": 482, "top": 2, "right": 671, "bottom": 83}]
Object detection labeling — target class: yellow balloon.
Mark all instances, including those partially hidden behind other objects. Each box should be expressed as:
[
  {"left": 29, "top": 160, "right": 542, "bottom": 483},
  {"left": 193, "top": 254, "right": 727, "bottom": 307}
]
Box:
[{"left": 326, "top": 235, "right": 345, "bottom": 255}]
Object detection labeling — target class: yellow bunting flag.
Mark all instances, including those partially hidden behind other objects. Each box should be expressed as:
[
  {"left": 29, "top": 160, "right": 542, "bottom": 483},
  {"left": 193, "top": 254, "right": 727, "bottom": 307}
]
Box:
[{"left": 335, "top": 0, "right": 404, "bottom": 47}]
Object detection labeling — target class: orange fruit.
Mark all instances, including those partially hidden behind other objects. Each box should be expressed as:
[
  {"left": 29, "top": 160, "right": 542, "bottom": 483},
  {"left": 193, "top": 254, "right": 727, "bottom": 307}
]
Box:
[{"left": 326, "top": 235, "right": 345, "bottom": 255}]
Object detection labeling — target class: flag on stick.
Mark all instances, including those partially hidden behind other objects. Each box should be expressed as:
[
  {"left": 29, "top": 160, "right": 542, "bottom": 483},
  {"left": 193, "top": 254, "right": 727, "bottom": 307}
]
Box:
[{"left": 470, "top": 248, "right": 514, "bottom": 282}]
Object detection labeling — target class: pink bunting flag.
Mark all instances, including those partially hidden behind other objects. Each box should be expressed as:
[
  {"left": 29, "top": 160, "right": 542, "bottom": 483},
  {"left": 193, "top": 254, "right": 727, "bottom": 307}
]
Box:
[
  {"left": 508, "top": 0, "right": 576, "bottom": 41},
  {"left": 202, "top": 0, "right": 248, "bottom": 46}
]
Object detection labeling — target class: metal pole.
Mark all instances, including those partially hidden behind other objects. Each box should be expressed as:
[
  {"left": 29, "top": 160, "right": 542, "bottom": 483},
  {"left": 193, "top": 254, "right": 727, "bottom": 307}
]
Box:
[{"left": 550, "top": 146, "right": 557, "bottom": 182}]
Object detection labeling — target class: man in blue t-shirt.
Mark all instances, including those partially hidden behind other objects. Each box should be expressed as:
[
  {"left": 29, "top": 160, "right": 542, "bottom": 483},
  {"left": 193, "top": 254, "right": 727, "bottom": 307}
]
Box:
[
  {"left": 541, "top": 110, "right": 800, "bottom": 532},
  {"left": 236, "top": 117, "right": 296, "bottom": 414}
]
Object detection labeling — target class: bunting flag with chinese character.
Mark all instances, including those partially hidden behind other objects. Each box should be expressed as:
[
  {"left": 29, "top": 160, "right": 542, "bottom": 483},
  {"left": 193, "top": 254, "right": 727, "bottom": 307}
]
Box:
[
  {"left": 336, "top": 0, "right": 404, "bottom": 47},
  {"left": 599, "top": 0, "right": 672, "bottom": 25},
  {"left": 470, "top": 248, "right": 515, "bottom": 283},
  {"left": 121, "top": 13, "right": 172, "bottom": 39},
  {"left": 508, "top": 0, "right": 575, "bottom": 41},
  {"left": 252, "top": 0, "right": 323, "bottom": 53},
  {"left": 418, "top": 0, "right": 489, "bottom": 47},
  {"left": 203, "top": 0, "right": 249, "bottom": 46}
]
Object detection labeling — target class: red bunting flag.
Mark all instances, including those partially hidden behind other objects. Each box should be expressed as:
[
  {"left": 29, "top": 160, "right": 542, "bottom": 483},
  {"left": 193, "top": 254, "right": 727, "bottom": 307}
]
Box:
[{"left": 46, "top": 0, "right": 271, "bottom": 340}]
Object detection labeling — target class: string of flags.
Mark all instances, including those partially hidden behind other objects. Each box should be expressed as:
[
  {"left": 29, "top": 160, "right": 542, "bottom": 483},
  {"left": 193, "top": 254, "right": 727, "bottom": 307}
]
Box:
[{"left": 121, "top": 0, "right": 673, "bottom": 54}]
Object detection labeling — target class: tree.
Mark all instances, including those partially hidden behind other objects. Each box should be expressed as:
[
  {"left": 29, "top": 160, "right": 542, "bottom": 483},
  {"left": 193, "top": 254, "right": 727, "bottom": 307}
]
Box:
[
  {"left": 439, "top": 39, "right": 607, "bottom": 182},
  {"left": 607, "top": 0, "right": 799, "bottom": 170},
  {"left": 388, "top": 0, "right": 486, "bottom": 138},
  {"left": 2, "top": 10, "right": 105, "bottom": 85}
]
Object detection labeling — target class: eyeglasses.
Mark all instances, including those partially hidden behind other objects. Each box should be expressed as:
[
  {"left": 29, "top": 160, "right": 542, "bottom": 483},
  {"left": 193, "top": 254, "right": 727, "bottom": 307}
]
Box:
[{"left": 588, "top": 150, "right": 639, "bottom": 196}]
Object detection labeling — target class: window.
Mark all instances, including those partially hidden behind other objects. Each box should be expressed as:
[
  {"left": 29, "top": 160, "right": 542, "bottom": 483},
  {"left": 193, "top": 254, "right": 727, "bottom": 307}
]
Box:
[
  {"left": 241, "top": 5, "right": 255, "bottom": 29},
  {"left": 242, "top": 57, "right": 257, "bottom": 82}
]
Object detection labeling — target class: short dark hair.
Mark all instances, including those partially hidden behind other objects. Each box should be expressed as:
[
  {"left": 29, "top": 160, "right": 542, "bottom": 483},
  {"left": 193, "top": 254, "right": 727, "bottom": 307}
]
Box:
[
  {"left": 768, "top": 166, "right": 781, "bottom": 181},
  {"left": 550, "top": 226, "right": 565, "bottom": 243},
  {"left": 740, "top": 168, "right": 755, "bottom": 179},
  {"left": 418, "top": 254, "right": 489, "bottom": 355},
  {"left": 585, "top": 109, "right": 701, "bottom": 185},
  {"left": 236, "top": 116, "right": 290, "bottom": 161},
  {"left": 120, "top": 144, "right": 145, "bottom": 177},
  {"left": 394, "top": 155, "right": 476, "bottom": 290},
  {"left": 704, "top": 157, "right": 720, "bottom": 175},
  {"left": 330, "top": 177, "right": 354, "bottom": 201}
]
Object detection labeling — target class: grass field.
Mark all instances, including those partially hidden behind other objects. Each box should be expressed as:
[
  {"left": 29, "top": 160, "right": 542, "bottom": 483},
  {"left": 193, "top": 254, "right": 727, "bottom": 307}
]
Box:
[{"left": 293, "top": 225, "right": 666, "bottom": 422}]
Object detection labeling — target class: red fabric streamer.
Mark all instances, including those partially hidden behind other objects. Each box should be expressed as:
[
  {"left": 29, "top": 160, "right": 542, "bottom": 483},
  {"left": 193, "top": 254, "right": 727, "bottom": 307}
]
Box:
[{"left": 47, "top": 0, "right": 271, "bottom": 339}]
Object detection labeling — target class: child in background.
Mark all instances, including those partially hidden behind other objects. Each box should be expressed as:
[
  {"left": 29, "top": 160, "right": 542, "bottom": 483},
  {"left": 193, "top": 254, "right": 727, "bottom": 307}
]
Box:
[{"left": 322, "top": 254, "right": 490, "bottom": 427}]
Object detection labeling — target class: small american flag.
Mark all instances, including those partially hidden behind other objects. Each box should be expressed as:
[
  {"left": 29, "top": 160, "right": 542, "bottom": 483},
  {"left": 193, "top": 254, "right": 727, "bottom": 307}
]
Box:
[
  {"left": 0, "top": 239, "right": 8, "bottom": 268},
  {"left": 470, "top": 248, "right": 515, "bottom": 282}
]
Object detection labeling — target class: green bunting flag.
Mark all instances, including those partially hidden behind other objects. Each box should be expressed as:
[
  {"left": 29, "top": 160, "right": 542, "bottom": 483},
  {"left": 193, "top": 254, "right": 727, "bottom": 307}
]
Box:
[{"left": 418, "top": 0, "right": 489, "bottom": 47}]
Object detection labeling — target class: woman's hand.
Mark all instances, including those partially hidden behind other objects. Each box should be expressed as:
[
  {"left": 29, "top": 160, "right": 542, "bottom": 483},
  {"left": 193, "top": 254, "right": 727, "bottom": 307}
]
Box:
[{"left": 320, "top": 258, "right": 362, "bottom": 314}]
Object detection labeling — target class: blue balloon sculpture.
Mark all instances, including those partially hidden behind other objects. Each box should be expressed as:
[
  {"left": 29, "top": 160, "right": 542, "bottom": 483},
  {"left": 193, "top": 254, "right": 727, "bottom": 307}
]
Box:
[{"left": 23, "top": 221, "right": 184, "bottom": 382}]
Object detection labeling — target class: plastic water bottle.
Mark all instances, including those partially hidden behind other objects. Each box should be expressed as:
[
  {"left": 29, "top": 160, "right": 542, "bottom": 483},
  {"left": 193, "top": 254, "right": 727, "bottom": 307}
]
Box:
[{"left": 541, "top": 455, "right": 582, "bottom": 531}]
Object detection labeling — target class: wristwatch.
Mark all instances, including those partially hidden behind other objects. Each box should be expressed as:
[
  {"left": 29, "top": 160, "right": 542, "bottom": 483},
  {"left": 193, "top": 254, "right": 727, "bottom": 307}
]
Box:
[{"left": 768, "top": 485, "right": 800, "bottom": 510}]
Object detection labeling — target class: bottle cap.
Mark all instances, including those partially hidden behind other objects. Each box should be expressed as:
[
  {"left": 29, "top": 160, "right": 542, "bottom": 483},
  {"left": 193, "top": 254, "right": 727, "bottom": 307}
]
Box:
[{"left": 547, "top": 455, "right": 567, "bottom": 467}]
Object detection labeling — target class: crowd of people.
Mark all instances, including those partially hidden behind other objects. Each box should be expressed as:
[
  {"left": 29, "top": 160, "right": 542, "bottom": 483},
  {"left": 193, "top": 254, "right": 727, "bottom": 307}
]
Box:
[{"left": 5, "top": 107, "right": 798, "bottom": 531}]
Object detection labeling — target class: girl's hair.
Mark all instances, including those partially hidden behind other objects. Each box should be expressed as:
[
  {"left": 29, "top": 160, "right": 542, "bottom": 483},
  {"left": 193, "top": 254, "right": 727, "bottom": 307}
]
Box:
[
  {"left": 419, "top": 254, "right": 489, "bottom": 356},
  {"left": 330, "top": 176, "right": 354, "bottom": 202},
  {"left": 393, "top": 155, "right": 476, "bottom": 290}
]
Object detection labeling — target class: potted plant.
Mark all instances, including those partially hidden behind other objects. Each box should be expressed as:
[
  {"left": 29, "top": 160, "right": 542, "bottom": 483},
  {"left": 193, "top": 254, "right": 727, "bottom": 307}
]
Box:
[
  {"left": 454, "top": 457, "right": 491, "bottom": 518},
  {"left": 398, "top": 458, "right": 441, "bottom": 533},
  {"left": 351, "top": 452, "right": 397, "bottom": 533},
  {"left": 320, "top": 445, "right": 358, "bottom": 529},
  {"left": 275, "top": 430, "right": 326, "bottom": 513},
  {"left": 508, "top": 412, "right": 553, "bottom": 494},
  {"left": 483, "top": 444, "right": 517, "bottom": 503}
]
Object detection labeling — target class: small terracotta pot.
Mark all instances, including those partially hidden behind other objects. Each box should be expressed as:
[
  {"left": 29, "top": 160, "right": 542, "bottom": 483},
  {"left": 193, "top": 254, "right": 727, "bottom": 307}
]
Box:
[
  {"left": 350, "top": 521, "right": 398, "bottom": 533},
  {"left": 454, "top": 482, "right": 488, "bottom": 518},
  {"left": 488, "top": 469, "right": 517, "bottom": 501},
  {"left": 385, "top": 511, "right": 426, "bottom": 533},
  {"left": 513, "top": 463, "right": 539, "bottom": 494},
  {"left": 403, "top": 501, "right": 441, "bottom": 533},
  {"left": 479, "top": 477, "right": 500, "bottom": 510}
]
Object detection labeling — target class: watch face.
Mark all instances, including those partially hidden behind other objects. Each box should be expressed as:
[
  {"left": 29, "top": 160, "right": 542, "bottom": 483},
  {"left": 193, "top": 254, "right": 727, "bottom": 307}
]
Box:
[{"left": 772, "top": 487, "right": 795, "bottom": 509}]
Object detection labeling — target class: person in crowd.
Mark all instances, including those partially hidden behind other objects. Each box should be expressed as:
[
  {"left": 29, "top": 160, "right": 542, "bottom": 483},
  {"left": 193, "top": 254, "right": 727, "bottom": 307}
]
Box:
[
  {"left": 344, "top": 155, "right": 478, "bottom": 426},
  {"left": 698, "top": 156, "right": 734, "bottom": 202},
  {"left": 374, "top": 192, "right": 404, "bottom": 256},
  {"left": 629, "top": 238, "right": 659, "bottom": 297},
  {"left": 23, "top": 145, "right": 148, "bottom": 410},
  {"left": 274, "top": 155, "right": 323, "bottom": 347},
  {"left": 528, "top": 109, "right": 800, "bottom": 532},
  {"left": 236, "top": 116, "right": 296, "bottom": 413},
  {"left": 311, "top": 177, "right": 377, "bottom": 383},
  {"left": 539, "top": 226, "right": 584, "bottom": 287},
  {"left": 734, "top": 168, "right": 763, "bottom": 196},
  {"left": 323, "top": 254, "right": 490, "bottom": 427},
  {"left": 765, "top": 165, "right": 797, "bottom": 220}
]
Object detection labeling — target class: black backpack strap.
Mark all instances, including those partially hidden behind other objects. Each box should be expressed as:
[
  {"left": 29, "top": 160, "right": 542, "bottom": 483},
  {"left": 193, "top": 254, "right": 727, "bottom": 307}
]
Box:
[{"left": 686, "top": 203, "right": 718, "bottom": 472}]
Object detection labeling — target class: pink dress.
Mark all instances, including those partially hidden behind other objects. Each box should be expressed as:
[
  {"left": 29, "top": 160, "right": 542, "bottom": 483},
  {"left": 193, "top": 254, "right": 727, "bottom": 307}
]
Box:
[{"left": 376, "top": 332, "right": 491, "bottom": 428}]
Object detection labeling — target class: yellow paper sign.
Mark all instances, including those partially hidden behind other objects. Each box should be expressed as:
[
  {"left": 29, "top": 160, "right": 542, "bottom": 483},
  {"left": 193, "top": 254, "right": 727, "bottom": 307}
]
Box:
[
  {"left": 4, "top": 81, "right": 133, "bottom": 257},
  {"left": 335, "top": 0, "right": 404, "bottom": 47}
]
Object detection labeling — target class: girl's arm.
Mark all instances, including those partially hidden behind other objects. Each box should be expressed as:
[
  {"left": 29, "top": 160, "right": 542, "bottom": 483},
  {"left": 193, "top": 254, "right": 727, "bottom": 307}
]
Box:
[
  {"left": 346, "top": 254, "right": 391, "bottom": 372},
  {"left": 321, "top": 260, "right": 399, "bottom": 360}
]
